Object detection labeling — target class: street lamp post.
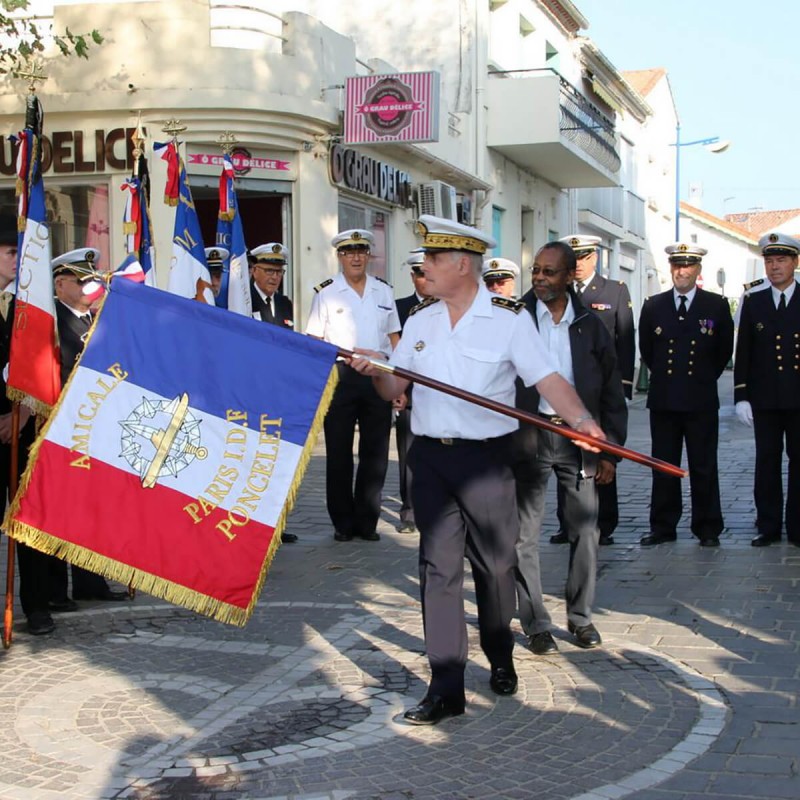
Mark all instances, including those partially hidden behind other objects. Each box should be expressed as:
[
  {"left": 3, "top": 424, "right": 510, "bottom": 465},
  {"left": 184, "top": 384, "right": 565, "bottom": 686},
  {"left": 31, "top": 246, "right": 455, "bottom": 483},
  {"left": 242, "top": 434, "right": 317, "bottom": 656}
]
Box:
[{"left": 673, "top": 124, "right": 730, "bottom": 239}]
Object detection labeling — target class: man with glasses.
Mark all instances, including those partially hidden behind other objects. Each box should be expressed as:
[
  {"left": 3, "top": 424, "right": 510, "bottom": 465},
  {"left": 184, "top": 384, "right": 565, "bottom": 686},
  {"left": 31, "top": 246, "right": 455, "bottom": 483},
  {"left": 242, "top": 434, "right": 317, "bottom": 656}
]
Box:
[
  {"left": 513, "top": 242, "right": 626, "bottom": 655},
  {"left": 482, "top": 257, "right": 520, "bottom": 298},
  {"left": 249, "top": 242, "right": 297, "bottom": 544},
  {"left": 249, "top": 243, "right": 294, "bottom": 329},
  {"left": 734, "top": 232, "right": 800, "bottom": 548},
  {"left": 306, "top": 229, "right": 400, "bottom": 543}
]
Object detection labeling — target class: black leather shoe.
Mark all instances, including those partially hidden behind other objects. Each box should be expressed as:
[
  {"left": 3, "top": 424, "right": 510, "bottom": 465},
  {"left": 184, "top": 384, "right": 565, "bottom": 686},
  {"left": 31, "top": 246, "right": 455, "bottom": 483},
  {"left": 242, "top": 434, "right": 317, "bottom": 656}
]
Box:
[
  {"left": 699, "top": 537, "right": 720, "bottom": 547},
  {"left": 49, "top": 598, "right": 79, "bottom": 612},
  {"left": 397, "top": 522, "right": 417, "bottom": 534},
  {"left": 549, "top": 530, "right": 568, "bottom": 544},
  {"left": 357, "top": 531, "right": 380, "bottom": 541},
  {"left": 640, "top": 531, "right": 677, "bottom": 546},
  {"left": 333, "top": 530, "right": 353, "bottom": 542},
  {"left": 74, "top": 589, "right": 130, "bottom": 601},
  {"left": 490, "top": 665, "right": 518, "bottom": 695},
  {"left": 27, "top": 612, "right": 55, "bottom": 636},
  {"left": 599, "top": 534, "right": 615, "bottom": 546},
  {"left": 528, "top": 631, "right": 558, "bottom": 655},
  {"left": 403, "top": 695, "right": 465, "bottom": 725},
  {"left": 751, "top": 534, "right": 780, "bottom": 547},
  {"left": 281, "top": 532, "right": 298, "bottom": 543},
  {"left": 568, "top": 621, "right": 602, "bottom": 649}
]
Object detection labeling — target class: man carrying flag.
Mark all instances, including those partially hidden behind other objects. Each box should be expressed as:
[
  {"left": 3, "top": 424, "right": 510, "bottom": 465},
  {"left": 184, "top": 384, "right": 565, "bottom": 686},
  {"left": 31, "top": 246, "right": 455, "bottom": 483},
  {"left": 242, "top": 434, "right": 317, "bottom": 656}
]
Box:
[
  {"left": 156, "top": 139, "right": 213, "bottom": 304},
  {"left": 215, "top": 151, "right": 252, "bottom": 316}
]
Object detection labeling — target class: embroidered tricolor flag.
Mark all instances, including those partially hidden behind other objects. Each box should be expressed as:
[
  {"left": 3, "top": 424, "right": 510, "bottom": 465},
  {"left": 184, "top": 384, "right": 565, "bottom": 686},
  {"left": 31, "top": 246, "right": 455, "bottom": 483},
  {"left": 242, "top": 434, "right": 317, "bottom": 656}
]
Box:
[
  {"left": 7, "top": 100, "right": 61, "bottom": 415},
  {"left": 120, "top": 152, "right": 156, "bottom": 286},
  {"left": 4, "top": 279, "right": 339, "bottom": 626}
]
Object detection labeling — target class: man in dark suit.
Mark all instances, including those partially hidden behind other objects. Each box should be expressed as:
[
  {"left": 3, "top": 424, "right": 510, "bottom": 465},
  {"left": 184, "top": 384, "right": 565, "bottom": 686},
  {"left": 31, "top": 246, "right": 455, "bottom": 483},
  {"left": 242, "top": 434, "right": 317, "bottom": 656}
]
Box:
[
  {"left": 513, "top": 241, "right": 627, "bottom": 654},
  {"left": 0, "top": 214, "right": 57, "bottom": 635},
  {"left": 205, "top": 246, "right": 228, "bottom": 300},
  {"left": 52, "top": 248, "right": 130, "bottom": 601},
  {"left": 734, "top": 232, "right": 800, "bottom": 547},
  {"left": 248, "top": 242, "right": 297, "bottom": 542},
  {"left": 639, "top": 243, "right": 734, "bottom": 547},
  {"left": 549, "top": 235, "right": 635, "bottom": 545},
  {"left": 249, "top": 243, "right": 294, "bottom": 330},
  {"left": 393, "top": 250, "right": 430, "bottom": 534}
]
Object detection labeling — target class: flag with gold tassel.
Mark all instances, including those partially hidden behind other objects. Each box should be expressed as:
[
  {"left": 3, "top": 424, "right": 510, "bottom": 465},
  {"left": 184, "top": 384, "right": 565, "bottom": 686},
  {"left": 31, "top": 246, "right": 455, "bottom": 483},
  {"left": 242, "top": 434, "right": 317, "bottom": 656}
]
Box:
[{"left": 3, "top": 278, "right": 339, "bottom": 626}]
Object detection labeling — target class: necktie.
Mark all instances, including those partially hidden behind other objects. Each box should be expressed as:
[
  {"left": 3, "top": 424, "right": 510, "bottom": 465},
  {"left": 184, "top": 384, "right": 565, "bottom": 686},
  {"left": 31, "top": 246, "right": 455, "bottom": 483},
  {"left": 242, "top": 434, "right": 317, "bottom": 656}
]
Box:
[
  {"left": 264, "top": 294, "right": 273, "bottom": 323},
  {"left": 575, "top": 280, "right": 584, "bottom": 295},
  {"left": 678, "top": 295, "right": 687, "bottom": 320},
  {"left": 778, "top": 293, "right": 786, "bottom": 312},
  {"left": 0, "top": 291, "right": 12, "bottom": 322}
]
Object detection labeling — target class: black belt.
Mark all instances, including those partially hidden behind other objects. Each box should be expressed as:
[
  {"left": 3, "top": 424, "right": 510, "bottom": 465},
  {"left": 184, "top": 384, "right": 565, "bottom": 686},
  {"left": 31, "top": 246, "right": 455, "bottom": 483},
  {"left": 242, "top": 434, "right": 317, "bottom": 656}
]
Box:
[{"left": 417, "top": 434, "right": 508, "bottom": 446}]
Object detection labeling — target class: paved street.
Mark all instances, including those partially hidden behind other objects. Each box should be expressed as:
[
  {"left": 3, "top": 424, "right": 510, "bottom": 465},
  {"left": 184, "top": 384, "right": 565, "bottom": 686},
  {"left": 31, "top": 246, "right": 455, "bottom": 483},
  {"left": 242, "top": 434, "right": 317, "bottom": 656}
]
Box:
[{"left": 1, "top": 370, "right": 798, "bottom": 800}]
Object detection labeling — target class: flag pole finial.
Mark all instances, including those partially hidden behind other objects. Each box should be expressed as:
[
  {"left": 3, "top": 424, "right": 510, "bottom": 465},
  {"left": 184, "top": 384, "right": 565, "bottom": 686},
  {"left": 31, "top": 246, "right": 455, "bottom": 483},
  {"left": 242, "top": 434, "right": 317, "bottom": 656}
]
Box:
[
  {"left": 162, "top": 118, "right": 187, "bottom": 141},
  {"left": 15, "top": 59, "right": 47, "bottom": 94},
  {"left": 217, "top": 131, "right": 238, "bottom": 155},
  {"left": 131, "top": 113, "right": 146, "bottom": 162}
]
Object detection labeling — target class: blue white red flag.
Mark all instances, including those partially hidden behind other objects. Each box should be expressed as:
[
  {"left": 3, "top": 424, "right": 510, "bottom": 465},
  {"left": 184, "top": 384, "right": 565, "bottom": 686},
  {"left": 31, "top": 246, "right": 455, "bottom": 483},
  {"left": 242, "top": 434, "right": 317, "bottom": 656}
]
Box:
[
  {"left": 215, "top": 154, "right": 252, "bottom": 315},
  {"left": 4, "top": 279, "right": 339, "bottom": 625},
  {"left": 7, "top": 100, "right": 61, "bottom": 415},
  {"left": 120, "top": 153, "right": 156, "bottom": 286},
  {"left": 155, "top": 141, "right": 213, "bottom": 304}
]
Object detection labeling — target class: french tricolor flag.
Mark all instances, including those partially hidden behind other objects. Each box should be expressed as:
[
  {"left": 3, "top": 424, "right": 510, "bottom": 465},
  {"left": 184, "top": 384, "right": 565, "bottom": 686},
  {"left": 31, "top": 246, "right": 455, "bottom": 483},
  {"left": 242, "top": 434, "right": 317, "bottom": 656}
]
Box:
[
  {"left": 7, "top": 115, "right": 61, "bottom": 415},
  {"left": 4, "top": 280, "right": 339, "bottom": 626}
]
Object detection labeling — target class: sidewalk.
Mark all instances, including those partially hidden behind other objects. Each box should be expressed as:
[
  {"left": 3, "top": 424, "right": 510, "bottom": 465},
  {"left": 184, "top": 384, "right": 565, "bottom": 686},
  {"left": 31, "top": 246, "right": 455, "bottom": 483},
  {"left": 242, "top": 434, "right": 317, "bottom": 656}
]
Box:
[{"left": 1, "top": 370, "right": 797, "bottom": 800}]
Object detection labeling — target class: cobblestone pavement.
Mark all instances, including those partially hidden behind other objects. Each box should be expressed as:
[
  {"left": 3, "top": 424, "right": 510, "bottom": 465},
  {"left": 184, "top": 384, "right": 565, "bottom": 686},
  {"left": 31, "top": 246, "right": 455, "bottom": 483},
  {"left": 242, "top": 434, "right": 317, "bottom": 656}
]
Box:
[{"left": 1, "top": 372, "right": 798, "bottom": 800}]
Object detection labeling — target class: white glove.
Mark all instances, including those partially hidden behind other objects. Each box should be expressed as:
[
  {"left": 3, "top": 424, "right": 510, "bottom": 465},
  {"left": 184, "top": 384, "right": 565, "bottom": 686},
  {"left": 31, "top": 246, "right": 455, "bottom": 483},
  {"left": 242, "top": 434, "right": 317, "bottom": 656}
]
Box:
[{"left": 735, "top": 401, "right": 753, "bottom": 427}]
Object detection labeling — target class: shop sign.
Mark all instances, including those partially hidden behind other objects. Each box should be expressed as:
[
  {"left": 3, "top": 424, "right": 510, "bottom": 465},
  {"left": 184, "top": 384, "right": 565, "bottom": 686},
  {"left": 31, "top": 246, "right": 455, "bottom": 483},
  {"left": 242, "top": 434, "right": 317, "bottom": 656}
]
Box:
[
  {"left": 0, "top": 128, "right": 142, "bottom": 176},
  {"left": 329, "top": 144, "right": 412, "bottom": 207},
  {"left": 345, "top": 72, "right": 439, "bottom": 144},
  {"left": 187, "top": 147, "right": 292, "bottom": 176}
]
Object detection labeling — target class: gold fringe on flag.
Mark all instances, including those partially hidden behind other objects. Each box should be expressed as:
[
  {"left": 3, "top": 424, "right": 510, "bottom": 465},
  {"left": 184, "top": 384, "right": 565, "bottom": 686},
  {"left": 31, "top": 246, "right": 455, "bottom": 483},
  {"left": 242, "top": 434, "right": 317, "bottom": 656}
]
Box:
[
  {"left": 2, "top": 336, "right": 341, "bottom": 628},
  {"left": 122, "top": 221, "right": 137, "bottom": 235},
  {"left": 218, "top": 211, "right": 235, "bottom": 222},
  {"left": 164, "top": 194, "right": 178, "bottom": 207}
]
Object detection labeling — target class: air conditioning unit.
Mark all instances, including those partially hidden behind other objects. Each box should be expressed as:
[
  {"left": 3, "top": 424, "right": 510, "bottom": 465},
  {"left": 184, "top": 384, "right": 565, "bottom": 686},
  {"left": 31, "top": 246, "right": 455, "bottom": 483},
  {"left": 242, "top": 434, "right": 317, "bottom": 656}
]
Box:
[
  {"left": 418, "top": 180, "right": 458, "bottom": 221},
  {"left": 457, "top": 194, "right": 473, "bottom": 225}
]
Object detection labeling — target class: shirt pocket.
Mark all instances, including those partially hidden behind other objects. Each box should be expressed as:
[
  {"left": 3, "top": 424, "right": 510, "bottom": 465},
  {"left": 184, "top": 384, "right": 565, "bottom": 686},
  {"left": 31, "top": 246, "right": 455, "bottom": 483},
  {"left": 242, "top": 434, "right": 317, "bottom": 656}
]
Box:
[{"left": 456, "top": 345, "right": 502, "bottom": 396}]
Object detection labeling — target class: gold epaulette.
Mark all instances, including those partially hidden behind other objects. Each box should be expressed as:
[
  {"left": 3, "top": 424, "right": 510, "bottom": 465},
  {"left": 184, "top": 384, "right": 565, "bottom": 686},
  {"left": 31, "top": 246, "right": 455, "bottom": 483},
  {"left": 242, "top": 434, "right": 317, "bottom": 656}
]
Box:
[
  {"left": 408, "top": 297, "right": 440, "bottom": 316},
  {"left": 743, "top": 278, "right": 764, "bottom": 291},
  {"left": 491, "top": 296, "right": 524, "bottom": 314},
  {"left": 313, "top": 278, "right": 334, "bottom": 293}
]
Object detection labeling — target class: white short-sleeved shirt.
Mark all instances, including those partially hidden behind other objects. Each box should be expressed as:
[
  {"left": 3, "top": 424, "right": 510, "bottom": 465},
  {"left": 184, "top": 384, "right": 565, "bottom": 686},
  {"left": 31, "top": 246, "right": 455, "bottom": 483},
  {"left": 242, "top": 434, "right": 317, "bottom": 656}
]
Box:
[
  {"left": 536, "top": 299, "right": 575, "bottom": 415},
  {"left": 305, "top": 273, "right": 400, "bottom": 354},
  {"left": 390, "top": 284, "right": 557, "bottom": 439}
]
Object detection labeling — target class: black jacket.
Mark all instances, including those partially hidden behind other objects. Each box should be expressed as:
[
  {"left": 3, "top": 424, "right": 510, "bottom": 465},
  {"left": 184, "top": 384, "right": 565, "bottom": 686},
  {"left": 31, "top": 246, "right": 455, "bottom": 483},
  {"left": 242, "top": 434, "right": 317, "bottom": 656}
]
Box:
[
  {"left": 579, "top": 273, "right": 636, "bottom": 399},
  {"left": 396, "top": 293, "right": 422, "bottom": 330},
  {"left": 514, "top": 289, "right": 628, "bottom": 471},
  {"left": 250, "top": 284, "right": 294, "bottom": 329},
  {"left": 639, "top": 288, "right": 733, "bottom": 412},
  {"left": 734, "top": 281, "right": 800, "bottom": 410},
  {"left": 56, "top": 300, "right": 92, "bottom": 387}
]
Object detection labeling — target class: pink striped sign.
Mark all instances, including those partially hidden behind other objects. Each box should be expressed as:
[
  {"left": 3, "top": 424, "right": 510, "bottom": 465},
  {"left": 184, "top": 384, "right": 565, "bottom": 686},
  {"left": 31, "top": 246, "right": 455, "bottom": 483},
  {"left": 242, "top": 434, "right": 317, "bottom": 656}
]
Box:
[{"left": 345, "top": 72, "right": 440, "bottom": 144}]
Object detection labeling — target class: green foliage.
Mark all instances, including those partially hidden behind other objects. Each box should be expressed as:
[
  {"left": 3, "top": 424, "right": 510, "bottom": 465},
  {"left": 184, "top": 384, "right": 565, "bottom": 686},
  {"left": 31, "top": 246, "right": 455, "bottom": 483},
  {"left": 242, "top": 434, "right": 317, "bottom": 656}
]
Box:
[{"left": 1, "top": 0, "right": 103, "bottom": 76}]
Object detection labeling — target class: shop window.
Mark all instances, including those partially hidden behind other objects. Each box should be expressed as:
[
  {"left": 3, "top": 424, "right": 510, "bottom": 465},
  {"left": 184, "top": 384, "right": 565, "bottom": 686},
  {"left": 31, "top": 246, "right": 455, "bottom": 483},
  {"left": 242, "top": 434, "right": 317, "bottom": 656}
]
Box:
[
  {"left": 338, "top": 200, "right": 389, "bottom": 281},
  {"left": 0, "top": 183, "right": 110, "bottom": 270}
]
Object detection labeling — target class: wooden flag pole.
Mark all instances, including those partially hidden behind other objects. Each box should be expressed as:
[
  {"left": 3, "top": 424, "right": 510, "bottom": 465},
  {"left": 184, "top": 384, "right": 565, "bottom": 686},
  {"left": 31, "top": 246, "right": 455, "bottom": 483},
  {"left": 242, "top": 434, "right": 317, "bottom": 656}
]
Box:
[
  {"left": 3, "top": 403, "right": 21, "bottom": 649},
  {"left": 340, "top": 350, "right": 687, "bottom": 479}
]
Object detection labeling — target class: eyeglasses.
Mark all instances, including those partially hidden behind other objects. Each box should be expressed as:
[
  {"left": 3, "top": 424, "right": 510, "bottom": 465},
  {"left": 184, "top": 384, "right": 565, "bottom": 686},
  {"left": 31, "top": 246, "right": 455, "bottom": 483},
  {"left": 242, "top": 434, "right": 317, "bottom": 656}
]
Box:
[
  {"left": 529, "top": 266, "right": 567, "bottom": 277},
  {"left": 485, "top": 277, "right": 512, "bottom": 286},
  {"left": 338, "top": 249, "right": 370, "bottom": 258},
  {"left": 255, "top": 265, "right": 285, "bottom": 275}
]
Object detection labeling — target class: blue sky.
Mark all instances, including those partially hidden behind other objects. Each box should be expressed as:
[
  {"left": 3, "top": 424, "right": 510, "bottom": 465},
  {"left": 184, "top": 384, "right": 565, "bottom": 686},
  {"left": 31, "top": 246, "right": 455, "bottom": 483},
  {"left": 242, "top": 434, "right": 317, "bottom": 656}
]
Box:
[{"left": 576, "top": 0, "right": 799, "bottom": 219}]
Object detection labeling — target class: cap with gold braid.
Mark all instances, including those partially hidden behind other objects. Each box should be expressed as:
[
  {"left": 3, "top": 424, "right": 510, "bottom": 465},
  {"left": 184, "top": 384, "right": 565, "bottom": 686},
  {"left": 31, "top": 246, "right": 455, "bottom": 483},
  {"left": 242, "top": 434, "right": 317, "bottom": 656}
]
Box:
[
  {"left": 331, "top": 229, "right": 374, "bottom": 250},
  {"left": 204, "top": 247, "right": 230, "bottom": 272},
  {"left": 759, "top": 231, "right": 800, "bottom": 256},
  {"left": 482, "top": 257, "right": 520, "bottom": 281},
  {"left": 251, "top": 243, "right": 289, "bottom": 263},
  {"left": 416, "top": 214, "right": 496, "bottom": 255},
  {"left": 51, "top": 247, "right": 101, "bottom": 279},
  {"left": 559, "top": 234, "right": 601, "bottom": 256},
  {"left": 665, "top": 242, "right": 707, "bottom": 265}
]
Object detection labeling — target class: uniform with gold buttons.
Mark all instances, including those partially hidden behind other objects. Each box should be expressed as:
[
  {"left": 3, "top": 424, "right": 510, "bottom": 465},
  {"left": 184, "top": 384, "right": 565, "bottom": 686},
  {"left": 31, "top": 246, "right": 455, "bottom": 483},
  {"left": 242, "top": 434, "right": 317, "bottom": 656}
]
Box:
[
  {"left": 638, "top": 243, "right": 734, "bottom": 546},
  {"left": 733, "top": 231, "right": 800, "bottom": 547}
]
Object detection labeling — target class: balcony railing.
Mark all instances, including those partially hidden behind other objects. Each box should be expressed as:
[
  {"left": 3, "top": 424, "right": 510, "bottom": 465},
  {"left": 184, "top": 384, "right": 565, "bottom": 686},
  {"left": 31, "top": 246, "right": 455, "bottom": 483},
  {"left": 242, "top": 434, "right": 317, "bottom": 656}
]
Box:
[
  {"left": 577, "top": 187, "right": 623, "bottom": 228},
  {"left": 489, "top": 69, "right": 620, "bottom": 174}
]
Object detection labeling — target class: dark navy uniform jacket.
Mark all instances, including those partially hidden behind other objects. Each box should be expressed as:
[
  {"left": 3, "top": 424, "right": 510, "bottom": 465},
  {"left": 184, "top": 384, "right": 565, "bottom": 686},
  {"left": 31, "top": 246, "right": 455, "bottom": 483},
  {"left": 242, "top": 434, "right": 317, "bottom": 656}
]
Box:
[
  {"left": 579, "top": 273, "right": 635, "bottom": 399},
  {"left": 734, "top": 281, "right": 800, "bottom": 410},
  {"left": 639, "top": 288, "right": 733, "bottom": 412},
  {"left": 250, "top": 284, "right": 294, "bottom": 329}
]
